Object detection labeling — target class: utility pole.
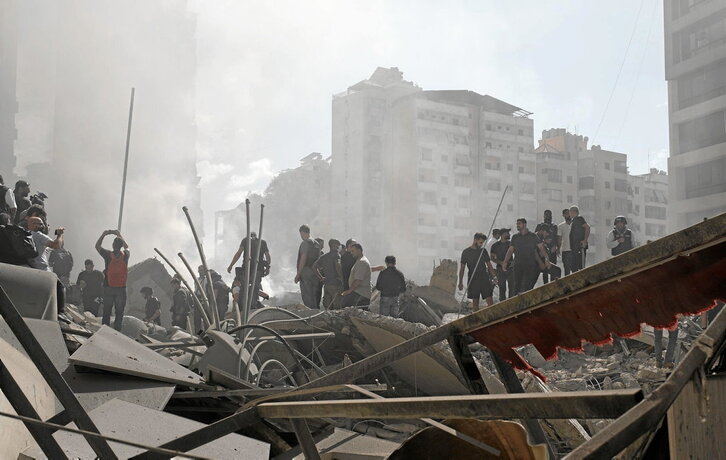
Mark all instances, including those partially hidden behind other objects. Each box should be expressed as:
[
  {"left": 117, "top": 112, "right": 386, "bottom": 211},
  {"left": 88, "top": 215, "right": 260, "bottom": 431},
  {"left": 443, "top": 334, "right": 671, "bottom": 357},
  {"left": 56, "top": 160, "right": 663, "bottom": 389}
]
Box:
[{"left": 118, "top": 87, "right": 135, "bottom": 231}]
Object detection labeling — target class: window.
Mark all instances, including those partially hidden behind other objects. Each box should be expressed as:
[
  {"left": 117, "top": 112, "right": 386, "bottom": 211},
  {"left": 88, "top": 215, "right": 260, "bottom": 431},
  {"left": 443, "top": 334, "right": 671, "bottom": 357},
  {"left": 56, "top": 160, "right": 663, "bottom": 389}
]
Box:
[
  {"left": 441, "top": 176, "right": 448, "bottom": 184},
  {"left": 518, "top": 147, "right": 524, "bottom": 153},
  {"left": 543, "top": 168, "right": 563, "bottom": 183},
  {"left": 505, "top": 126, "right": 510, "bottom": 131},
  {"left": 487, "top": 181, "right": 501, "bottom": 191},
  {"left": 507, "top": 164, "right": 513, "bottom": 171},
  {"left": 646, "top": 223, "right": 666, "bottom": 237},
  {"left": 645, "top": 205, "right": 667, "bottom": 220},
  {"left": 605, "top": 181, "right": 611, "bottom": 189},
  {"left": 497, "top": 125, "right": 502, "bottom": 130},
  {"left": 486, "top": 124, "right": 492, "bottom": 130},
  {"left": 614, "top": 160, "right": 627, "bottom": 173},
  {"left": 678, "top": 58, "right": 726, "bottom": 109},
  {"left": 543, "top": 188, "right": 562, "bottom": 202},
  {"left": 567, "top": 176, "right": 573, "bottom": 184},
  {"left": 518, "top": 166, "right": 524, "bottom": 173},
  {"left": 441, "top": 154, "right": 449, "bottom": 162},
  {"left": 684, "top": 157, "right": 726, "bottom": 198},
  {"left": 518, "top": 129, "right": 523, "bottom": 135},
  {"left": 485, "top": 142, "right": 492, "bottom": 148},
  {"left": 614, "top": 179, "right": 628, "bottom": 192},
  {"left": 579, "top": 176, "right": 595, "bottom": 190},
  {"left": 673, "top": 9, "right": 726, "bottom": 63},
  {"left": 421, "top": 191, "right": 436, "bottom": 203},
  {"left": 421, "top": 148, "right": 433, "bottom": 161},
  {"left": 678, "top": 110, "right": 726, "bottom": 153},
  {"left": 521, "top": 182, "right": 535, "bottom": 194},
  {"left": 604, "top": 162, "right": 610, "bottom": 170},
  {"left": 635, "top": 186, "right": 640, "bottom": 194}
]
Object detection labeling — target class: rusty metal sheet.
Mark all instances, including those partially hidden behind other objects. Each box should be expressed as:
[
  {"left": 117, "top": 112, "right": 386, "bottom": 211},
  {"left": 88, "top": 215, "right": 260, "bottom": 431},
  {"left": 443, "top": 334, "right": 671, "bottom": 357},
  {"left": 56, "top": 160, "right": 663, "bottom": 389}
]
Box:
[{"left": 68, "top": 326, "right": 205, "bottom": 388}]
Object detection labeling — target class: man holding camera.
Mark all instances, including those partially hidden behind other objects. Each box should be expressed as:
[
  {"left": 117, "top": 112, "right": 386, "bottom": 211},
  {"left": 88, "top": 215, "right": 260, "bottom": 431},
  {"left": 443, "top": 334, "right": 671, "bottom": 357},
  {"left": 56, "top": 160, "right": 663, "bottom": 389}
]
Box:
[
  {"left": 27, "top": 216, "right": 64, "bottom": 271},
  {"left": 95, "top": 229, "right": 130, "bottom": 331}
]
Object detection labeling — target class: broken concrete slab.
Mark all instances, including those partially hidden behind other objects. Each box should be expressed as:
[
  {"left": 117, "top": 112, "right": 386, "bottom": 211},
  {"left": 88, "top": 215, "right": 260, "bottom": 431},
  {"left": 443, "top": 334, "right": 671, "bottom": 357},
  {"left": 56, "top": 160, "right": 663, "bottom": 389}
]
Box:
[
  {"left": 278, "top": 427, "right": 400, "bottom": 460},
  {"left": 68, "top": 325, "right": 206, "bottom": 388},
  {"left": 20, "top": 398, "right": 270, "bottom": 459},
  {"left": 429, "top": 259, "right": 458, "bottom": 295},
  {"left": 0, "top": 262, "right": 60, "bottom": 320},
  {"left": 412, "top": 285, "right": 460, "bottom": 313}
]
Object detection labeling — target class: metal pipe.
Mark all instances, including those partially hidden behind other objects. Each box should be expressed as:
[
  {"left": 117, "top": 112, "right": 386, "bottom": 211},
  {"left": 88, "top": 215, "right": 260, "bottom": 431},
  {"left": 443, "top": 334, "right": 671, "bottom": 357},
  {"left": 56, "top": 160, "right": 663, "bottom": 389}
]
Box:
[
  {"left": 241, "top": 199, "right": 252, "bottom": 325},
  {"left": 182, "top": 206, "right": 219, "bottom": 329},
  {"left": 255, "top": 359, "right": 298, "bottom": 387},
  {"left": 246, "top": 204, "right": 265, "bottom": 314},
  {"left": 154, "top": 248, "right": 210, "bottom": 330},
  {"left": 177, "top": 252, "right": 214, "bottom": 331},
  {"left": 118, "top": 87, "right": 135, "bottom": 232}
]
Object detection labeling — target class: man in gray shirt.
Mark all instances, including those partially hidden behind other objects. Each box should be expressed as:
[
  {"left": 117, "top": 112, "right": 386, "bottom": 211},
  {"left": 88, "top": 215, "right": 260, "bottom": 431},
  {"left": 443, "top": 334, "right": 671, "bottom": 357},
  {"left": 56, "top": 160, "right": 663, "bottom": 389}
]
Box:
[
  {"left": 27, "top": 216, "right": 64, "bottom": 271},
  {"left": 341, "top": 243, "right": 371, "bottom": 308}
]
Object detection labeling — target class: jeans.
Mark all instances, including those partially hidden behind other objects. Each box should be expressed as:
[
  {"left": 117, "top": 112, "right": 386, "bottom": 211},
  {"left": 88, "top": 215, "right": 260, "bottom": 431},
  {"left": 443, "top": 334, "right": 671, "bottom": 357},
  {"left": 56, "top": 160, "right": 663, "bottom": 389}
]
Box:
[
  {"left": 513, "top": 264, "right": 539, "bottom": 295},
  {"left": 496, "top": 266, "right": 514, "bottom": 301},
  {"left": 341, "top": 291, "right": 370, "bottom": 308},
  {"left": 571, "top": 248, "right": 587, "bottom": 272},
  {"left": 654, "top": 325, "right": 679, "bottom": 366},
  {"left": 323, "top": 284, "right": 342, "bottom": 309},
  {"left": 300, "top": 267, "right": 321, "bottom": 308},
  {"left": 103, "top": 286, "right": 127, "bottom": 331},
  {"left": 561, "top": 251, "right": 572, "bottom": 276},
  {"left": 82, "top": 295, "right": 102, "bottom": 316},
  {"left": 380, "top": 296, "right": 400, "bottom": 318}
]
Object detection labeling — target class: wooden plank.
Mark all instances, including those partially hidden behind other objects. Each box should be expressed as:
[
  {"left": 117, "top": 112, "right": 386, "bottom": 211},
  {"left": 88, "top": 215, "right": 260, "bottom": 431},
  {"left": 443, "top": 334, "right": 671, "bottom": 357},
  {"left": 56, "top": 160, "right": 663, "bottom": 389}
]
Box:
[
  {"left": 256, "top": 390, "right": 643, "bottom": 420},
  {"left": 565, "top": 306, "right": 726, "bottom": 459}
]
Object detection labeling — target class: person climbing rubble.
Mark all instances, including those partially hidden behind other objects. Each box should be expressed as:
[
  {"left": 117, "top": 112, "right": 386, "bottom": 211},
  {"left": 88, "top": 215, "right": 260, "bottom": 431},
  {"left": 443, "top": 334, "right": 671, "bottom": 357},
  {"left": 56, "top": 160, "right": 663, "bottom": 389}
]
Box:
[
  {"left": 95, "top": 229, "right": 130, "bottom": 331},
  {"left": 76, "top": 259, "right": 104, "bottom": 316}
]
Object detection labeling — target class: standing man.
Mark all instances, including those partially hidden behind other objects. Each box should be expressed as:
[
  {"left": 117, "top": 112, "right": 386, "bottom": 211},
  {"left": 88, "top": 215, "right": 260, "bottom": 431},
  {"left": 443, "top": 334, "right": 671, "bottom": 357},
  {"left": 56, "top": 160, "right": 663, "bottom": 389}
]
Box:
[
  {"left": 170, "top": 276, "right": 191, "bottom": 329},
  {"left": 0, "top": 175, "right": 16, "bottom": 222},
  {"left": 503, "top": 218, "right": 550, "bottom": 295},
  {"left": 76, "top": 259, "right": 105, "bottom": 316},
  {"left": 490, "top": 228, "right": 514, "bottom": 301},
  {"left": 375, "top": 256, "right": 406, "bottom": 317},
  {"left": 341, "top": 243, "right": 372, "bottom": 307},
  {"left": 606, "top": 216, "right": 636, "bottom": 257},
  {"left": 27, "top": 217, "right": 64, "bottom": 271},
  {"left": 49, "top": 246, "right": 74, "bottom": 287},
  {"left": 485, "top": 229, "right": 501, "bottom": 254},
  {"left": 141, "top": 286, "right": 161, "bottom": 325},
  {"left": 95, "top": 229, "right": 130, "bottom": 331},
  {"left": 227, "top": 231, "right": 271, "bottom": 307},
  {"left": 557, "top": 209, "right": 573, "bottom": 276},
  {"left": 13, "top": 180, "right": 31, "bottom": 225},
  {"left": 313, "top": 239, "right": 343, "bottom": 309},
  {"left": 294, "top": 225, "right": 322, "bottom": 308},
  {"left": 535, "top": 210, "right": 558, "bottom": 284},
  {"left": 569, "top": 206, "right": 590, "bottom": 272},
  {"left": 210, "top": 270, "right": 230, "bottom": 320},
  {"left": 458, "top": 233, "right": 497, "bottom": 310},
  {"left": 340, "top": 239, "right": 357, "bottom": 292}
]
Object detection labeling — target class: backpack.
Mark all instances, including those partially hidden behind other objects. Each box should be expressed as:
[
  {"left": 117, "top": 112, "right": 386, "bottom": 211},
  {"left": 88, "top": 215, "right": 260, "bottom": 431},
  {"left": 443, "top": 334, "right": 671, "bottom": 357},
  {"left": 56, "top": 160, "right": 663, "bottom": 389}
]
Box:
[
  {"left": 105, "top": 252, "right": 128, "bottom": 287},
  {"left": 0, "top": 225, "right": 38, "bottom": 263}
]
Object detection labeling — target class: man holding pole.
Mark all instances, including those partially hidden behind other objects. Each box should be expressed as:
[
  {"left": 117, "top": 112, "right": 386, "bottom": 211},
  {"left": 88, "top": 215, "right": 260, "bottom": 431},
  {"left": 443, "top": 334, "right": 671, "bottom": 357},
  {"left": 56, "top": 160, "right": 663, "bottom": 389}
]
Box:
[
  {"left": 95, "top": 230, "right": 130, "bottom": 331},
  {"left": 458, "top": 233, "right": 497, "bottom": 311}
]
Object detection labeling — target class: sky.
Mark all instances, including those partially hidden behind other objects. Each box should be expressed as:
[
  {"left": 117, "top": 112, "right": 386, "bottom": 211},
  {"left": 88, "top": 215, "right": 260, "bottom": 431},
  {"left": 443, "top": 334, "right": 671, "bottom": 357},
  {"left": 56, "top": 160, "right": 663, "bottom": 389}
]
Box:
[{"left": 193, "top": 0, "right": 668, "bottom": 242}]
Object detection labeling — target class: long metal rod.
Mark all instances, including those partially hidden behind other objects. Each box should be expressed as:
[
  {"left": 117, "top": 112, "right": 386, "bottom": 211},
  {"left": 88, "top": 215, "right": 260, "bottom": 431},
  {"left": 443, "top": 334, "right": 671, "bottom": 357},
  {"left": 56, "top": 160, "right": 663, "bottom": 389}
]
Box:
[
  {"left": 290, "top": 418, "right": 321, "bottom": 460},
  {"left": 178, "top": 252, "right": 214, "bottom": 331},
  {"left": 118, "top": 87, "right": 135, "bottom": 231},
  {"left": 154, "top": 248, "right": 210, "bottom": 330},
  {"left": 241, "top": 199, "right": 252, "bottom": 324},
  {"left": 182, "top": 206, "right": 219, "bottom": 329},
  {"left": 0, "top": 287, "right": 117, "bottom": 459},
  {"left": 0, "top": 360, "right": 67, "bottom": 459},
  {"left": 566, "top": 306, "right": 726, "bottom": 459},
  {"left": 246, "top": 203, "right": 265, "bottom": 315},
  {"left": 0, "top": 410, "right": 211, "bottom": 460}
]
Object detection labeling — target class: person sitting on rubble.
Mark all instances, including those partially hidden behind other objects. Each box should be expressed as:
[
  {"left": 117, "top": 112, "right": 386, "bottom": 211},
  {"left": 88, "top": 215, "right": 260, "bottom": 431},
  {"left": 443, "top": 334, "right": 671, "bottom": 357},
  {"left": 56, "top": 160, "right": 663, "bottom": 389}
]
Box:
[
  {"left": 210, "top": 269, "right": 230, "bottom": 320},
  {"left": 294, "top": 224, "right": 322, "bottom": 308},
  {"left": 140, "top": 286, "right": 161, "bottom": 325},
  {"left": 606, "top": 216, "right": 637, "bottom": 258},
  {"left": 170, "top": 275, "right": 191, "bottom": 329},
  {"left": 95, "top": 229, "right": 130, "bottom": 331},
  {"left": 76, "top": 259, "right": 104, "bottom": 316},
  {"left": 341, "top": 243, "right": 372, "bottom": 308},
  {"left": 0, "top": 174, "right": 17, "bottom": 223},
  {"left": 375, "top": 256, "right": 406, "bottom": 317},
  {"left": 49, "top": 245, "right": 74, "bottom": 287},
  {"left": 459, "top": 232, "right": 498, "bottom": 310},
  {"left": 313, "top": 239, "right": 343, "bottom": 309},
  {"left": 27, "top": 216, "right": 64, "bottom": 272}
]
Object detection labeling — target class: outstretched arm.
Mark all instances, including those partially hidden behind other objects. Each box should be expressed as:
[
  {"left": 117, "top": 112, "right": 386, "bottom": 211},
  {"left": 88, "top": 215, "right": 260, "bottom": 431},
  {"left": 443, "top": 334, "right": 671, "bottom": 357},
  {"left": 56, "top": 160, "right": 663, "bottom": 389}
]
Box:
[
  {"left": 227, "top": 247, "right": 243, "bottom": 273},
  {"left": 95, "top": 230, "right": 109, "bottom": 253}
]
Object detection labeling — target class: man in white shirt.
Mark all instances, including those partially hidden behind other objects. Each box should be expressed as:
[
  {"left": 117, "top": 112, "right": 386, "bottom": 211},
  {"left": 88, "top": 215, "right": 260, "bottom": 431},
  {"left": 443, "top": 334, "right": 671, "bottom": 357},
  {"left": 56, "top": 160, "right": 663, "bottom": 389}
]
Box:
[
  {"left": 557, "top": 208, "right": 572, "bottom": 276},
  {"left": 341, "top": 243, "right": 372, "bottom": 308},
  {"left": 27, "top": 217, "right": 64, "bottom": 271}
]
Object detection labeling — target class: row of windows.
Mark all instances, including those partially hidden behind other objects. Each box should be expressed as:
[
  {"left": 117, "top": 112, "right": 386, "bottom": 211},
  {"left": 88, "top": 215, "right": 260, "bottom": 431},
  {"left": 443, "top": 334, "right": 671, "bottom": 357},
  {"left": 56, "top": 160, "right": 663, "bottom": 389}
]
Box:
[
  {"left": 484, "top": 124, "right": 531, "bottom": 137},
  {"left": 484, "top": 142, "right": 526, "bottom": 153},
  {"left": 678, "top": 109, "right": 726, "bottom": 153},
  {"left": 672, "top": 8, "right": 726, "bottom": 64}
]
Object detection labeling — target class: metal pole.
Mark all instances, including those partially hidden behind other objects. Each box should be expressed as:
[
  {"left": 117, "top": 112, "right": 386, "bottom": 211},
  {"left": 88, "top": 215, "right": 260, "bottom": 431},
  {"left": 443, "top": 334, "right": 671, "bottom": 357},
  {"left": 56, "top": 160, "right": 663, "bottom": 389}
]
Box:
[
  {"left": 241, "top": 199, "right": 252, "bottom": 325},
  {"left": 178, "top": 252, "right": 214, "bottom": 331},
  {"left": 118, "top": 87, "right": 135, "bottom": 231},
  {"left": 153, "top": 248, "right": 210, "bottom": 330},
  {"left": 182, "top": 206, "right": 219, "bottom": 329},
  {"left": 246, "top": 204, "right": 265, "bottom": 315}
]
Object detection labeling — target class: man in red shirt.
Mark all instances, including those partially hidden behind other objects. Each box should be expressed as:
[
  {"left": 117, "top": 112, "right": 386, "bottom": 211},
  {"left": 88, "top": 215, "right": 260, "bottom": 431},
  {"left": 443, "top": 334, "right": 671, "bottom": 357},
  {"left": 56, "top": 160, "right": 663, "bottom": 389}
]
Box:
[{"left": 95, "top": 229, "right": 130, "bottom": 331}]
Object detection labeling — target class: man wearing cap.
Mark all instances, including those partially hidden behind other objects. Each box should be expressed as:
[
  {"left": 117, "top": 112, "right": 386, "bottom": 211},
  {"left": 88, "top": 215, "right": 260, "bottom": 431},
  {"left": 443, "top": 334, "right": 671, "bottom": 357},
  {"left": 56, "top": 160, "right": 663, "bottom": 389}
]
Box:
[
  {"left": 606, "top": 216, "right": 636, "bottom": 257},
  {"left": 141, "top": 286, "right": 161, "bottom": 325},
  {"left": 13, "top": 180, "right": 31, "bottom": 225},
  {"left": 490, "top": 228, "right": 514, "bottom": 301},
  {"left": 76, "top": 259, "right": 104, "bottom": 316}
]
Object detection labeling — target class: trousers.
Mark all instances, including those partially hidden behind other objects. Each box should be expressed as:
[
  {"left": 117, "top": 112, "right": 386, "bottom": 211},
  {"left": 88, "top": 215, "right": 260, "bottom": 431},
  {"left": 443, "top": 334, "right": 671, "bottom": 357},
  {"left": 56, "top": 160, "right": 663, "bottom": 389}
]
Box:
[
  {"left": 102, "top": 286, "right": 127, "bottom": 331},
  {"left": 380, "top": 296, "right": 400, "bottom": 318},
  {"left": 513, "top": 263, "right": 539, "bottom": 296},
  {"left": 300, "top": 267, "right": 321, "bottom": 308},
  {"left": 561, "top": 251, "right": 572, "bottom": 276}
]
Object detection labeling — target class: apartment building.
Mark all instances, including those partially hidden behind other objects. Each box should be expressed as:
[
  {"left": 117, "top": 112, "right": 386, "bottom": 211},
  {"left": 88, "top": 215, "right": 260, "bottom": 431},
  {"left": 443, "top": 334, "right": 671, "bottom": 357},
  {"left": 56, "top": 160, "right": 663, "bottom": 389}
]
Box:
[
  {"left": 0, "top": 0, "right": 18, "bottom": 177},
  {"left": 664, "top": 0, "right": 726, "bottom": 231},
  {"left": 629, "top": 168, "right": 669, "bottom": 244},
  {"left": 331, "top": 68, "right": 534, "bottom": 282},
  {"left": 534, "top": 128, "right": 586, "bottom": 218}
]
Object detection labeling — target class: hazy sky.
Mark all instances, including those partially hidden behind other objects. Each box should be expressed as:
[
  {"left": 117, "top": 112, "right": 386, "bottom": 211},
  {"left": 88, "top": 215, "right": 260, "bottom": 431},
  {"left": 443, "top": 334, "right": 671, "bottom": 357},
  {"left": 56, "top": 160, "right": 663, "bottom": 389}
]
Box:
[{"left": 194, "top": 0, "right": 668, "bottom": 239}]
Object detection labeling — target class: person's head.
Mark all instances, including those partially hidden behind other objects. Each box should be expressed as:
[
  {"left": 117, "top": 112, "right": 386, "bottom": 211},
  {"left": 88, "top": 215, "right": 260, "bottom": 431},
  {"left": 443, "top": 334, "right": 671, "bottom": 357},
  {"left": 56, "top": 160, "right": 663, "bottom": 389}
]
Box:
[
  {"left": 197, "top": 265, "right": 206, "bottom": 276},
  {"left": 345, "top": 239, "right": 357, "bottom": 252},
  {"left": 171, "top": 276, "right": 182, "bottom": 290},
  {"left": 499, "top": 228, "right": 511, "bottom": 241},
  {"left": 385, "top": 255, "right": 396, "bottom": 267},
  {"left": 544, "top": 209, "right": 552, "bottom": 223},
  {"left": 299, "top": 224, "right": 310, "bottom": 240},
  {"left": 250, "top": 231, "right": 257, "bottom": 239},
  {"left": 473, "top": 232, "right": 486, "bottom": 248},
  {"left": 349, "top": 243, "right": 363, "bottom": 259},
  {"left": 562, "top": 208, "right": 571, "bottom": 222},
  {"left": 328, "top": 238, "right": 341, "bottom": 252},
  {"left": 84, "top": 259, "right": 94, "bottom": 271},
  {"left": 26, "top": 204, "right": 46, "bottom": 219},
  {"left": 140, "top": 286, "right": 153, "bottom": 299},
  {"left": 112, "top": 237, "right": 124, "bottom": 252},
  {"left": 28, "top": 216, "right": 44, "bottom": 232},
  {"left": 516, "top": 218, "right": 527, "bottom": 233},
  {"left": 569, "top": 205, "right": 579, "bottom": 217},
  {"left": 614, "top": 215, "right": 627, "bottom": 231},
  {"left": 14, "top": 180, "right": 30, "bottom": 197},
  {"left": 492, "top": 229, "right": 501, "bottom": 240},
  {"left": 0, "top": 213, "right": 10, "bottom": 225}
]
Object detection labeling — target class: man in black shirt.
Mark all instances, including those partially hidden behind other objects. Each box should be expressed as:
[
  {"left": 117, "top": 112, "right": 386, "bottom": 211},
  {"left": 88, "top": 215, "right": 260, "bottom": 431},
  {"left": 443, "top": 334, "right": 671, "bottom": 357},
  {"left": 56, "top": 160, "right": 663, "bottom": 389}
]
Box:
[
  {"left": 294, "top": 224, "right": 322, "bottom": 308},
  {"left": 13, "top": 180, "right": 31, "bottom": 225},
  {"left": 458, "top": 233, "right": 497, "bottom": 311},
  {"left": 569, "top": 205, "right": 590, "bottom": 272},
  {"left": 170, "top": 276, "right": 191, "bottom": 329},
  {"left": 503, "top": 218, "right": 550, "bottom": 296},
  {"left": 76, "top": 259, "right": 104, "bottom": 316},
  {"left": 340, "top": 239, "right": 357, "bottom": 291},
  {"left": 313, "top": 239, "right": 343, "bottom": 309},
  {"left": 375, "top": 256, "right": 406, "bottom": 317},
  {"left": 140, "top": 286, "right": 161, "bottom": 325},
  {"left": 490, "top": 228, "right": 514, "bottom": 301},
  {"left": 227, "top": 231, "right": 270, "bottom": 308},
  {"left": 535, "top": 210, "right": 558, "bottom": 284}
]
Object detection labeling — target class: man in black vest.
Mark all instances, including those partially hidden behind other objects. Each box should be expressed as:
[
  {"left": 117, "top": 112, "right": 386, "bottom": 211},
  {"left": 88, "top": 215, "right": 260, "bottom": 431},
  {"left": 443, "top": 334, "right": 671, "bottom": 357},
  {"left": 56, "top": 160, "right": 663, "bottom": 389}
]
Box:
[{"left": 606, "top": 216, "right": 637, "bottom": 257}]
